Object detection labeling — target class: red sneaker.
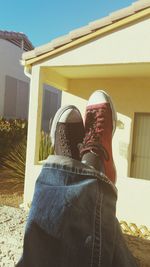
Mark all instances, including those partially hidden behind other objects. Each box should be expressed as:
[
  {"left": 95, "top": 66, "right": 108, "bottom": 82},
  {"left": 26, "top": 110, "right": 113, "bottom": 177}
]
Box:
[{"left": 80, "top": 90, "right": 117, "bottom": 183}]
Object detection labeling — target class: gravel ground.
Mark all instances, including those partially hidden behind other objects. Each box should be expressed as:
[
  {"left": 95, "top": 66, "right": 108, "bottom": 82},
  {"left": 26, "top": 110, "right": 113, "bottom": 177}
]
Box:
[
  {"left": 0, "top": 205, "right": 28, "bottom": 267},
  {"left": 1, "top": 205, "right": 150, "bottom": 267}
]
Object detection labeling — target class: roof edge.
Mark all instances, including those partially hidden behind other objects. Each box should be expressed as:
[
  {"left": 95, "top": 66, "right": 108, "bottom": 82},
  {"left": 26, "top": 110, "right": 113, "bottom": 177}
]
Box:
[
  {"left": 22, "top": 4, "right": 150, "bottom": 67},
  {"left": 0, "top": 30, "right": 34, "bottom": 51}
]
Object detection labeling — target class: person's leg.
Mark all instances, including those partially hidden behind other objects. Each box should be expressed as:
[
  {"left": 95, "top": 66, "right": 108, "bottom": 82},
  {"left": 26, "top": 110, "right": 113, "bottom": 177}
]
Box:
[
  {"left": 50, "top": 103, "right": 120, "bottom": 266},
  {"left": 16, "top": 104, "right": 117, "bottom": 267},
  {"left": 17, "top": 155, "right": 117, "bottom": 267},
  {"left": 80, "top": 90, "right": 138, "bottom": 266},
  {"left": 17, "top": 96, "right": 138, "bottom": 267}
]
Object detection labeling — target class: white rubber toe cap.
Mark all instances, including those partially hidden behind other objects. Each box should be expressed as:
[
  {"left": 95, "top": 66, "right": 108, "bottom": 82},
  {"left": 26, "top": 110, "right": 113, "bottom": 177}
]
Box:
[{"left": 87, "top": 90, "right": 108, "bottom": 106}]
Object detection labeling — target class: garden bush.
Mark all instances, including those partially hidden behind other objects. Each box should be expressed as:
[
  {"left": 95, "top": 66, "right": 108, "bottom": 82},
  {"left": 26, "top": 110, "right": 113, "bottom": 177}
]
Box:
[
  {"left": 0, "top": 118, "right": 53, "bottom": 184},
  {"left": 0, "top": 117, "right": 27, "bottom": 159},
  {"left": 0, "top": 118, "right": 28, "bottom": 183}
]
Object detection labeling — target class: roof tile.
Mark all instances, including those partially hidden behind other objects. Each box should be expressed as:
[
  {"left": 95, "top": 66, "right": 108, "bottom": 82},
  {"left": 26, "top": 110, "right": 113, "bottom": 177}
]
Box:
[
  {"left": 34, "top": 42, "right": 54, "bottom": 56},
  {"left": 89, "top": 17, "right": 112, "bottom": 31},
  {"left": 132, "top": 0, "right": 150, "bottom": 11},
  {"left": 22, "top": 50, "right": 35, "bottom": 60},
  {"left": 51, "top": 35, "right": 72, "bottom": 48},
  {"left": 110, "top": 6, "right": 135, "bottom": 21},
  {"left": 69, "top": 26, "right": 92, "bottom": 39}
]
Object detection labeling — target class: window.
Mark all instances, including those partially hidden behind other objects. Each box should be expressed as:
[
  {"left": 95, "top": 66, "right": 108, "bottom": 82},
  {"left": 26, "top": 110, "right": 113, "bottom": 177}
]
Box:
[
  {"left": 41, "top": 84, "right": 62, "bottom": 132},
  {"left": 130, "top": 113, "right": 150, "bottom": 180},
  {"left": 4, "top": 75, "right": 29, "bottom": 119}
]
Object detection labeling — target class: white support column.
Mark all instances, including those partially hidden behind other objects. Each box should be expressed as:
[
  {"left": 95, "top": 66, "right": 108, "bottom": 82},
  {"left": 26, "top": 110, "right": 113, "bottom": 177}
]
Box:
[{"left": 24, "top": 66, "right": 44, "bottom": 206}]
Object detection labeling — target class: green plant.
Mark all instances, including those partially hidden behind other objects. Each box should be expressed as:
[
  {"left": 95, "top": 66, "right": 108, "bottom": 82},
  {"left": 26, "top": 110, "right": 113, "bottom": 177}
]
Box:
[
  {"left": 0, "top": 117, "right": 53, "bottom": 187},
  {"left": 0, "top": 118, "right": 27, "bottom": 160},
  {"left": 1, "top": 136, "right": 27, "bottom": 186},
  {"left": 0, "top": 117, "right": 27, "bottom": 137},
  {"left": 1, "top": 130, "right": 53, "bottom": 186},
  {"left": 39, "top": 131, "right": 54, "bottom": 161}
]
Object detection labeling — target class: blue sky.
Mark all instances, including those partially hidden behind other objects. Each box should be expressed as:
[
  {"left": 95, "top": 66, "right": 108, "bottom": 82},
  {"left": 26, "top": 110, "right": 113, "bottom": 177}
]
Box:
[{"left": 1, "top": 0, "right": 135, "bottom": 47}]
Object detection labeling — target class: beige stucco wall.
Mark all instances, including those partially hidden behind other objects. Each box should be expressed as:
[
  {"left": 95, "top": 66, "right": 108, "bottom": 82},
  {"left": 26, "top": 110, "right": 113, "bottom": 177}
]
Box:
[
  {"left": 0, "top": 39, "right": 29, "bottom": 116},
  {"left": 117, "top": 176, "right": 150, "bottom": 228},
  {"left": 41, "top": 17, "right": 150, "bottom": 67},
  {"left": 25, "top": 72, "right": 150, "bottom": 227},
  {"left": 24, "top": 15, "right": 150, "bottom": 226}
]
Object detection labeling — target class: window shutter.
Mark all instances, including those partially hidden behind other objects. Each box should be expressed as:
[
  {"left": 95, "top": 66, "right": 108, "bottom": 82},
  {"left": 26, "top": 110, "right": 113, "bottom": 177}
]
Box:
[
  {"left": 4, "top": 75, "right": 29, "bottom": 119},
  {"left": 16, "top": 80, "right": 29, "bottom": 119},
  {"left": 42, "top": 85, "right": 62, "bottom": 132},
  {"left": 4, "top": 75, "right": 17, "bottom": 118}
]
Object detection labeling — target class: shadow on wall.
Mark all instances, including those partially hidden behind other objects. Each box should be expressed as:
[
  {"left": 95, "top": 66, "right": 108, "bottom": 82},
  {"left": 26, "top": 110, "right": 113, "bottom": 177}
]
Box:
[{"left": 113, "top": 112, "right": 132, "bottom": 179}]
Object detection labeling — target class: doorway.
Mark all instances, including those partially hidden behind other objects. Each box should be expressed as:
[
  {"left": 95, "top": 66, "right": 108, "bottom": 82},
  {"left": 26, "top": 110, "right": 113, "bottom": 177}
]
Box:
[{"left": 130, "top": 113, "right": 150, "bottom": 180}]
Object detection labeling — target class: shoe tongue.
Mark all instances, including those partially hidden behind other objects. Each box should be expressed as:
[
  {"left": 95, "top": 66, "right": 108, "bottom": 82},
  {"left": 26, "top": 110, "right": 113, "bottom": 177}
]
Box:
[
  {"left": 90, "top": 143, "right": 109, "bottom": 161},
  {"left": 80, "top": 142, "right": 109, "bottom": 161}
]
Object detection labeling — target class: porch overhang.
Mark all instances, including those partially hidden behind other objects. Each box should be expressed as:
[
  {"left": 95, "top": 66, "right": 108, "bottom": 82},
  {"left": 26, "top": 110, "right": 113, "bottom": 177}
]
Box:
[
  {"left": 42, "top": 62, "right": 150, "bottom": 80},
  {"left": 25, "top": 62, "right": 150, "bottom": 95}
]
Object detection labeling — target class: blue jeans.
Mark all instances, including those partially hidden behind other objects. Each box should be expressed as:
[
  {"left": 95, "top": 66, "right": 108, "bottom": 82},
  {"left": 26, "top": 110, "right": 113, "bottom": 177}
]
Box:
[{"left": 16, "top": 155, "right": 138, "bottom": 267}]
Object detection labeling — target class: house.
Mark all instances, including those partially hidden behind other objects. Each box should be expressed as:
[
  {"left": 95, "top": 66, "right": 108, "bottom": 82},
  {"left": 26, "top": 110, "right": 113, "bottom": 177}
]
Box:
[
  {"left": 0, "top": 31, "right": 34, "bottom": 120},
  {"left": 22, "top": 0, "right": 150, "bottom": 227},
  {"left": 0, "top": 31, "right": 61, "bottom": 131}
]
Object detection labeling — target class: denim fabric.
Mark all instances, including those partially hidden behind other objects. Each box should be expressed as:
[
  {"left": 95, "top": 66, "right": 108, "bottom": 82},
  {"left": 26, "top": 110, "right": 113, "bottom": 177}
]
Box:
[{"left": 16, "top": 155, "right": 138, "bottom": 267}]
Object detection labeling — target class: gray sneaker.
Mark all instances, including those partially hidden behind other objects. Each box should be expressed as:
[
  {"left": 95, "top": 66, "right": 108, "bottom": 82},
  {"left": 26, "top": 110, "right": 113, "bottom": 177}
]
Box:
[{"left": 50, "top": 105, "right": 85, "bottom": 160}]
